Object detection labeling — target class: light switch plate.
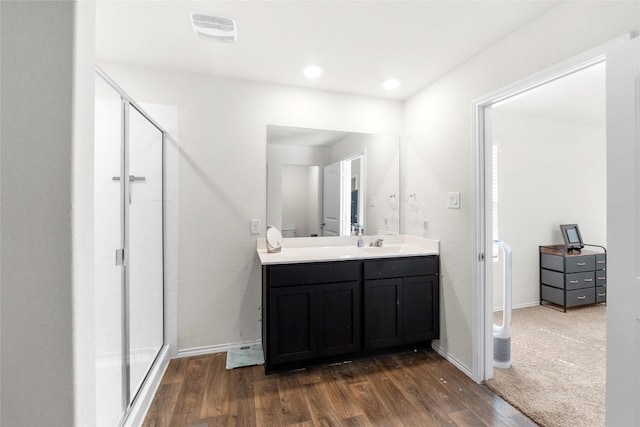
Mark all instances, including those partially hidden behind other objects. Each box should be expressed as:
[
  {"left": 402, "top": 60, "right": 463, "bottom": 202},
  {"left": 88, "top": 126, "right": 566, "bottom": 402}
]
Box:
[
  {"left": 250, "top": 219, "right": 261, "bottom": 234},
  {"left": 447, "top": 192, "right": 460, "bottom": 209}
]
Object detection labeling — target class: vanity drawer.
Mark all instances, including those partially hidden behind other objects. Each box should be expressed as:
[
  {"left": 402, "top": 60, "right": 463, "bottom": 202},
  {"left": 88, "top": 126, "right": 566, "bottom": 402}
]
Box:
[
  {"left": 565, "top": 272, "right": 595, "bottom": 290},
  {"left": 565, "top": 254, "right": 595, "bottom": 273},
  {"left": 268, "top": 261, "right": 361, "bottom": 287},
  {"left": 596, "top": 286, "right": 607, "bottom": 303},
  {"left": 364, "top": 256, "right": 437, "bottom": 280}
]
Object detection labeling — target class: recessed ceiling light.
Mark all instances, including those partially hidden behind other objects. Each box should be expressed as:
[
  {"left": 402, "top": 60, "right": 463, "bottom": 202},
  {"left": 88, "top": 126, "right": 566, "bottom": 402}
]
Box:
[
  {"left": 303, "top": 65, "right": 323, "bottom": 79},
  {"left": 382, "top": 78, "right": 400, "bottom": 91}
]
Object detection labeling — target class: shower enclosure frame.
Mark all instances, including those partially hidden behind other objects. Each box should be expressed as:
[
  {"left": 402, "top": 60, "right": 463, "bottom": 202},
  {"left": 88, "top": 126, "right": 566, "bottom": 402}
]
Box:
[{"left": 96, "top": 65, "right": 167, "bottom": 426}]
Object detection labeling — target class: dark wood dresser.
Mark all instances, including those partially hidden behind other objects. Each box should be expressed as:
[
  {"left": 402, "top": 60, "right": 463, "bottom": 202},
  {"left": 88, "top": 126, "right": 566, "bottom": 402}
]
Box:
[{"left": 539, "top": 244, "right": 606, "bottom": 312}]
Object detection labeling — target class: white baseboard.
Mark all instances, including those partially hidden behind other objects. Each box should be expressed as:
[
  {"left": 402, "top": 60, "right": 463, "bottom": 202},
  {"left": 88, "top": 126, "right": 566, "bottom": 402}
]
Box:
[
  {"left": 123, "top": 345, "right": 171, "bottom": 427},
  {"left": 177, "top": 339, "right": 262, "bottom": 358},
  {"left": 493, "top": 301, "right": 540, "bottom": 312},
  {"left": 431, "top": 340, "right": 474, "bottom": 379}
]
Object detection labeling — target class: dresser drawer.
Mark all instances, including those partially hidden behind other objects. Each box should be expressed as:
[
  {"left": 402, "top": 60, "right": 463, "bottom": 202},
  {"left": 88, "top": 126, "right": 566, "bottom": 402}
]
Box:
[
  {"left": 596, "top": 286, "right": 607, "bottom": 303},
  {"left": 364, "top": 256, "right": 437, "bottom": 280},
  {"left": 566, "top": 288, "right": 595, "bottom": 307},
  {"left": 541, "top": 269, "right": 563, "bottom": 289},
  {"left": 565, "top": 254, "right": 595, "bottom": 273},
  {"left": 595, "top": 254, "right": 606, "bottom": 270},
  {"left": 595, "top": 270, "right": 607, "bottom": 286},
  {"left": 565, "top": 272, "right": 595, "bottom": 290},
  {"left": 541, "top": 285, "right": 595, "bottom": 307}
]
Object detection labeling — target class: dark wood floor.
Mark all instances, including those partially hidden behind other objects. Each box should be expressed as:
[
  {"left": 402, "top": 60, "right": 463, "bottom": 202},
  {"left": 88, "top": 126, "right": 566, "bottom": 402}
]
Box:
[{"left": 142, "top": 350, "right": 536, "bottom": 427}]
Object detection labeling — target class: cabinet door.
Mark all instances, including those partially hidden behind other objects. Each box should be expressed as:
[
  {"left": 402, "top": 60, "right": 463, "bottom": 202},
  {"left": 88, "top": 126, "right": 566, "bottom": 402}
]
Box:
[
  {"left": 317, "top": 281, "right": 361, "bottom": 357},
  {"left": 364, "top": 278, "right": 402, "bottom": 349},
  {"left": 403, "top": 275, "right": 438, "bottom": 344},
  {"left": 268, "top": 285, "right": 317, "bottom": 364}
]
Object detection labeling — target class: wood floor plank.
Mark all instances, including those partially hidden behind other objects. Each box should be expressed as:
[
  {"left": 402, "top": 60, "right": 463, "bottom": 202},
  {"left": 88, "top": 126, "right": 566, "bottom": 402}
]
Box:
[
  {"left": 276, "top": 372, "right": 313, "bottom": 426},
  {"left": 302, "top": 382, "right": 345, "bottom": 426},
  {"left": 143, "top": 350, "right": 536, "bottom": 427},
  {"left": 254, "top": 376, "right": 286, "bottom": 427},
  {"left": 362, "top": 355, "right": 434, "bottom": 426},
  {"left": 199, "top": 353, "right": 229, "bottom": 419},
  {"left": 142, "top": 382, "right": 183, "bottom": 427},
  {"left": 374, "top": 353, "right": 455, "bottom": 425},
  {"left": 162, "top": 357, "right": 189, "bottom": 384},
  {"left": 167, "top": 357, "right": 209, "bottom": 427},
  {"left": 227, "top": 366, "right": 258, "bottom": 427}
]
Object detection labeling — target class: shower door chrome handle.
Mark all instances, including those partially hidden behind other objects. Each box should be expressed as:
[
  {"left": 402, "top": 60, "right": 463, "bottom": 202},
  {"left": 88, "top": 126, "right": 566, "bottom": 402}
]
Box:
[
  {"left": 112, "top": 175, "right": 146, "bottom": 203},
  {"left": 115, "top": 248, "right": 126, "bottom": 266}
]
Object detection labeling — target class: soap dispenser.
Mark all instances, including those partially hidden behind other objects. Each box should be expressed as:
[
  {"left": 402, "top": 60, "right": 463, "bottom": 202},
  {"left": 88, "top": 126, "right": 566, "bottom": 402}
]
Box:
[{"left": 357, "top": 228, "right": 364, "bottom": 247}]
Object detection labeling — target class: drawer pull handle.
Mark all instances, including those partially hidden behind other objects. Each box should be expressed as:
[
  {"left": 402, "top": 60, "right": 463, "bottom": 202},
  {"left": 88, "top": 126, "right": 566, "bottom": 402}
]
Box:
[
  {"left": 576, "top": 262, "right": 587, "bottom": 266},
  {"left": 598, "top": 293, "right": 606, "bottom": 297},
  {"left": 598, "top": 277, "right": 605, "bottom": 280},
  {"left": 569, "top": 280, "right": 579, "bottom": 284},
  {"left": 584, "top": 278, "right": 593, "bottom": 282},
  {"left": 578, "top": 295, "right": 587, "bottom": 300},
  {"left": 598, "top": 261, "right": 606, "bottom": 264}
]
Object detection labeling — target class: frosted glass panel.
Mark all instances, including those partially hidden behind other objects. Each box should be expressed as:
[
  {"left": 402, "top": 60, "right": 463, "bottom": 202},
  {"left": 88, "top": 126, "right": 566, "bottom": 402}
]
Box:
[
  {"left": 95, "top": 76, "right": 125, "bottom": 427},
  {"left": 128, "top": 106, "right": 164, "bottom": 399}
]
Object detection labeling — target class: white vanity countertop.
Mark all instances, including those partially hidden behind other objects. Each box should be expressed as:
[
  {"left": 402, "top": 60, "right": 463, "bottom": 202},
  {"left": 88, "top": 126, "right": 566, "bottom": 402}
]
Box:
[{"left": 256, "top": 234, "right": 440, "bottom": 265}]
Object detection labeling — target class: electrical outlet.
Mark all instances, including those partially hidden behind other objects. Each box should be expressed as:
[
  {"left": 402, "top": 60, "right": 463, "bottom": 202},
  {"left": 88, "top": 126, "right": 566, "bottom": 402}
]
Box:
[
  {"left": 447, "top": 192, "right": 460, "bottom": 209},
  {"left": 250, "top": 219, "right": 261, "bottom": 234}
]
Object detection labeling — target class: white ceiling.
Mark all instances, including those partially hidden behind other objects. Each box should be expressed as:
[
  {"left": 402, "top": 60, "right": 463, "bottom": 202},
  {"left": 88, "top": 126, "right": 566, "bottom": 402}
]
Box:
[
  {"left": 494, "top": 62, "right": 606, "bottom": 126},
  {"left": 95, "top": 1, "right": 561, "bottom": 100}
]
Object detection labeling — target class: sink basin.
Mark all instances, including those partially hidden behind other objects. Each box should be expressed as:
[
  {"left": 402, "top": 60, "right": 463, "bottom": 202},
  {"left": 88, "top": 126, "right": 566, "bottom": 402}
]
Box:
[{"left": 360, "top": 246, "right": 403, "bottom": 255}]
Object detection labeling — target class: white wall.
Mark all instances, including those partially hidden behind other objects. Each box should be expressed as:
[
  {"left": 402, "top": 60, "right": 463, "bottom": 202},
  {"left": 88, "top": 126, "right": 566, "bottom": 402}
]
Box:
[
  {"left": 96, "top": 62, "right": 403, "bottom": 352},
  {"left": 1, "top": 1, "right": 96, "bottom": 426},
  {"left": 491, "top": 110, "right": 606, "bottom": 310},
  {"left": 402, "top": 1, "right": 639, "bottom": 371}
]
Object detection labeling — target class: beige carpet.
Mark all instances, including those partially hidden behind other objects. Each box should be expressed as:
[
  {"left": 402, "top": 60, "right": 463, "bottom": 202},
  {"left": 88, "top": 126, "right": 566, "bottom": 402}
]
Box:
[{"left": 485, "top": 304, "right": 606, "bottom": 427}]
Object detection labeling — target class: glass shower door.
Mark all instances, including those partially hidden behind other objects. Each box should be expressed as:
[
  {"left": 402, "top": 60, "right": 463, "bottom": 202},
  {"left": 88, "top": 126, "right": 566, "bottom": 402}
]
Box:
[
  {"left": 95, "top": 76, "right": 126, "bottom": 426},
  {"left": 95, "top": 70, "right": 165, "bottom": 426},
  {"left": 127, "top": 105, "right": 164, "bottom": 400}
]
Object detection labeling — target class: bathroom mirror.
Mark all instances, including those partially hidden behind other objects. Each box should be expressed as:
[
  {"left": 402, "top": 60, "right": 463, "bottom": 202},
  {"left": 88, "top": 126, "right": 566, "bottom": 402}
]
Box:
[{"left": 267, "top": 125, "right": 400, "bottom": 237}]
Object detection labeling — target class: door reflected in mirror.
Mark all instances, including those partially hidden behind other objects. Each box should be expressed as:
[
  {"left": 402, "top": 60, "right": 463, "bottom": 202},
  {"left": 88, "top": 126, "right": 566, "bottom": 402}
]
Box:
[{"left": 267, "top": 125, "right": 400, "bottom": 237}]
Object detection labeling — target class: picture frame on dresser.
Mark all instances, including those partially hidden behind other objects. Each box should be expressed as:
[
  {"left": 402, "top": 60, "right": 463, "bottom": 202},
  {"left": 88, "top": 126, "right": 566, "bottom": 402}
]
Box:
[{"left": 559, "top": 224, "right": 585, "bottom": 252}]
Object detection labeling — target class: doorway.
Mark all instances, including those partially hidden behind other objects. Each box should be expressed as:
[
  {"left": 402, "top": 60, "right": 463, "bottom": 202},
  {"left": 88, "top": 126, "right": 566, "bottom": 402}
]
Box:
[
  {"left": 471, "top": 35, "right": 634, "bottom": 426},
  {"left": 483, "top": 62, "right": 607, "bottom": 426}
]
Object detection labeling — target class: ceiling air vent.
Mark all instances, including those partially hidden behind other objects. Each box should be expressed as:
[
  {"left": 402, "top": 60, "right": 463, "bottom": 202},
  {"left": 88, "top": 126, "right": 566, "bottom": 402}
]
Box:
[{"left": 191, "top": 13, "right": 237, "bottom": 43}]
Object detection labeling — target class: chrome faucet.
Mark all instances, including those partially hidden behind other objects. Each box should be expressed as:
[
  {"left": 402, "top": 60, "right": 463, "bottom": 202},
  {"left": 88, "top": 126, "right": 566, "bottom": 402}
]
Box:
[{"left": 369, "top": 238, "right": 384, "bottom": 247}]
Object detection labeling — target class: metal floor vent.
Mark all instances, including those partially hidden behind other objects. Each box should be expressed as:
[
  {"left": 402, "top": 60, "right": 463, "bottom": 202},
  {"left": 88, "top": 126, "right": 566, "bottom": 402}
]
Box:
[{"left": 191, "top": 13, "right": 237, "bottom": 43}]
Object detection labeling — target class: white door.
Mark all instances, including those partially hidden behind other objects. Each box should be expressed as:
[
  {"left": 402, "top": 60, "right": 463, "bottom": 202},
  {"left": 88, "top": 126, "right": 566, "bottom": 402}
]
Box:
[
  {"left": 605, "top": 36, "right": 640, "bottom": 426},
  {"left": 323, "top": 161, "right": 341, "bottom": 236}
]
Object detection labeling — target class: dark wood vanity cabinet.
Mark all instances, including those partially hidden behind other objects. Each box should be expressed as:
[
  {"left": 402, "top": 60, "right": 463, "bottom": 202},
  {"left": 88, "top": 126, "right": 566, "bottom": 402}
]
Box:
[
  {"left": 265, "top": 262, "right": 361, "bottom": 368},
  {"left": 263, "top": 255, "right": 439, "bottom": 373},
  {"left": 364, "top": 258, "right": 439, "bottom": 349}
]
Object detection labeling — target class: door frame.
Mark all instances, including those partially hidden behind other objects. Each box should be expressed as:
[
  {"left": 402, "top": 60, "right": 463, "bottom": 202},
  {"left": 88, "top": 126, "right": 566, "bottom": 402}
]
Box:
[{"left": 470, "top": 34, "right": 631, "bottom": 383}]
